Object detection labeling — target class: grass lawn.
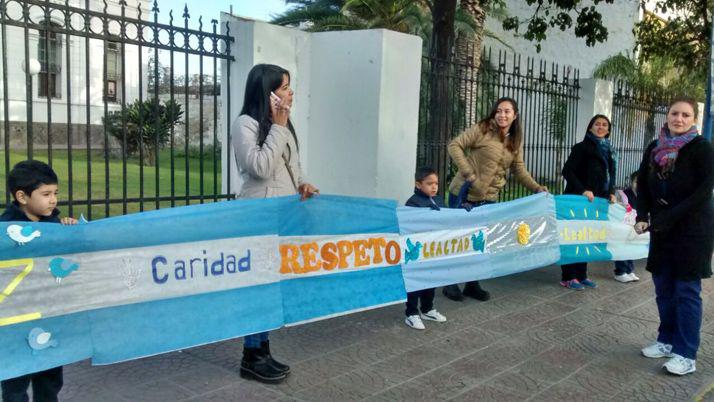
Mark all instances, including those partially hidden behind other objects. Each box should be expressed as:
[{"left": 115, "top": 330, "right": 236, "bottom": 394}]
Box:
[{"left": 0, "top": 149, "right": 225, "bottom": 219}]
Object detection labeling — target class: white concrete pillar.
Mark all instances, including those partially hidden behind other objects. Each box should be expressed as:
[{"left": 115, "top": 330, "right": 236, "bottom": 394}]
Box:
[{"left": 219, "top": 13, "right": 422, "bottom": 203}]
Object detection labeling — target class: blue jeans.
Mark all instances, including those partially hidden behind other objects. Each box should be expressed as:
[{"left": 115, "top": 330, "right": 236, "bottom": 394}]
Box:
[
  {"left": 614, "top": 260, "right": 634, "bottom": 275},
  {"left": 244, "top": 332, "right": 269, "bottom": 349},
  {"left": 653, "top": 269, "right": 702, "bottom": 359}
]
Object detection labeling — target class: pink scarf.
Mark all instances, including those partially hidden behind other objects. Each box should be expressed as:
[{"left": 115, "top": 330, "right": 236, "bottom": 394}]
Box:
[{"left": 652, "top": 125, "right": 699, "bottom": 172}]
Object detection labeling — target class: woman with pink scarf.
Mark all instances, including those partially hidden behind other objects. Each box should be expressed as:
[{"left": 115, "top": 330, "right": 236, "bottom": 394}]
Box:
[{"left": 635, "top": 96, "right": 714, "bottom": 376}]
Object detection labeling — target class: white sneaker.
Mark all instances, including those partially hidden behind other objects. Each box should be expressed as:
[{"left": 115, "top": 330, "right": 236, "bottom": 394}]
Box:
[
  {"left": 663, "top": 354, "right": 696, "bottom": 375},
  {"left": 628, "top": 273, "right": 640, "bottom": 281},
  {"left": 614, "top": 273, "right": 632, "bottom": 283},
  {"left": 641, "top": 342, "right": 673, "bottom": 358},
  {"left": 420, "top": 309, "right": 447, "bottom": 322},
  {"left": 405, "top": 315, "right": 425, "bottom": 330}
]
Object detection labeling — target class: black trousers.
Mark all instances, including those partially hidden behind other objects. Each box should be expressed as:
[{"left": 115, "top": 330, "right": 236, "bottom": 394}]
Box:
[
  {"left": 561, "top": 262, "right": 588, "bottom": 282},
  {"left": 1, "top": 367, "right": 63, "bottom": 402},
  {"left": 405, "top": 288, "right": 435, "bottom": 316}
]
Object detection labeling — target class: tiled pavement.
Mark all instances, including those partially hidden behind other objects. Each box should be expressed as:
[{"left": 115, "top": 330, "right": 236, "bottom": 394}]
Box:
[{"left": 58, "top": 261, "right": 714, "bottom": 401}]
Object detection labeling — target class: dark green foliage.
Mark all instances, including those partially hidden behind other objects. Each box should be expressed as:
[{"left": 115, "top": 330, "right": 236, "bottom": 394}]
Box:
[{"left": 103, "top": 99, "right": 184, "bottom": 166}]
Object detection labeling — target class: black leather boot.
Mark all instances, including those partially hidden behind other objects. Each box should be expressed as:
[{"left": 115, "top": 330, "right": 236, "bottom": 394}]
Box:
[
  {"left": 260, "top": 340, "right": 290, "bottom": 375},
  {"left": 442, "top": 284, "right": 464, "bottom": 301},
  {"left": 462, "top": 281, "right": 490, "bottom": 301},
  {"left": 240, "top": 347, "right": 287, "bottom": 384}
]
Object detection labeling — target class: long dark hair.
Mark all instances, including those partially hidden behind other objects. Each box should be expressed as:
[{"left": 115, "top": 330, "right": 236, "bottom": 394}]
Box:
[
  {"left": 477, "top": 97, "right": 522, "bottom": 152},
  {"left": 585, "top": 114, "right": 611, "bottom": 138},
  {"left": 240, "top": 64, "right": 298, "bottom": 148}
]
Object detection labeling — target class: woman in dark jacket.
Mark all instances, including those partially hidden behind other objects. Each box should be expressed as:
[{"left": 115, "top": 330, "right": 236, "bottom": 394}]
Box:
[
  {"left": 560, "top": 114, "right": 617, "bottom": 290},
  {"left": 636, "top": 96, "right": 714, "bottom": 376}
]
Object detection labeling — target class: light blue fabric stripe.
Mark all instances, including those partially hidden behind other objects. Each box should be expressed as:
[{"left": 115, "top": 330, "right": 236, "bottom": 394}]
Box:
[
  {"left": 398, "top": 193, "right": 554, "bottom": 234},
  {"left": 555, "top": 195, "right": 610, "bottom": 221},
  {"left": 558, "top": 243, "right": 613, "bottom": 265},
  {"left": 278, "top": 195, "right": 399, "bottom": 236},
  {"left": 0, "top": 197, "right": 283, "bottom": 260},
  {"left": 88, "top": 282, "right": 283, "bottom": 364},
  {"left": 0, "top": 313, "right": 93, "bottom": 381},
  {"left": 281, "top": 266, "right": 405, "bottom": 324}
]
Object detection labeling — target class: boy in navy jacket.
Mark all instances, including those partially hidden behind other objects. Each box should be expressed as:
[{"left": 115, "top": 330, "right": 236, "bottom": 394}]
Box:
[
  {"left": 403, "top": 167, "right": 447, "bottom": 329},
  {"left": 1, "top": 160, "right": 76, "bottom": 402}
]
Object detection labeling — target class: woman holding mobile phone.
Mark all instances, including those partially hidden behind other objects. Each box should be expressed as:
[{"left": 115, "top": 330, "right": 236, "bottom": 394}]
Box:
[{"left": 231, "top": 64, "right": 319, "bottom": 384}]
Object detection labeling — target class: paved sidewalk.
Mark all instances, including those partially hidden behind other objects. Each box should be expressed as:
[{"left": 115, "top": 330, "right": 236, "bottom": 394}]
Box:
[{"left": 58, "top": 261, "right": 714, "bottom": 401}]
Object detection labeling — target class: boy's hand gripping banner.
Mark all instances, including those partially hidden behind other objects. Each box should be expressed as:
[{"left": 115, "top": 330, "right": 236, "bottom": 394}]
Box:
[{"left": 0, "top": 193, "right": 648, "bottom": 380}]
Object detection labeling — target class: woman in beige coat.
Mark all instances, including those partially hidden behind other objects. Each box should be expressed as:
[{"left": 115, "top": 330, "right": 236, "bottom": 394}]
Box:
[
  {"left": 231, "top": 64, "right": 318, "bottom": 384},
  {"left": 443, "top": 97, "right": 547, "bottom": 301}
]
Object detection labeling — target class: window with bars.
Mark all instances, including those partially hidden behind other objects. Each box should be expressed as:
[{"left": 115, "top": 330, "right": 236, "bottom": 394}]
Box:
[
  {"left": 37, "top": 23, "right": 62, "bottom": 98},
  {"left": 105, "top": 41, "right": 122, "bottom": 103}
]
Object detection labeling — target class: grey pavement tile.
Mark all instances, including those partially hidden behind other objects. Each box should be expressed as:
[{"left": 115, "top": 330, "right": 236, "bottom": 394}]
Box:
[
  {"left": 380, "top": 365, "right": 480, "bottom": 400},
  {"left": 166, "top": 360, "right": 242, "bottom": 396},
  {"left": 295, "top": 377, "right": 372, "bottom": 402},
  {"left": 186, "top": 381, "right": 284, "bottom": 402},
  {"left": 531, "top": 380, "right": 611, "bottom": 401},
  {"left": 559, "top": 307, "right": 614, "bottom": 330},
  {"left": 513, "top": 355, "right": 586, "bottom": 385},
  {"left": 59, "top": 379, "right": 131, "bottom": 402},
  {"left": 479, "top": 301, "right": 578, "bottom": 335},
  {"left": 367, "top": 354, "right": 433, "bottom": 384},
  {"left": 564, "top": 328, "right": 639, "bottom": 358},
  {"left": 428, "top": 327, "right": 500, "bottom": 356},
  {"left": 595, "top": 286, "right": 655, "bottom": 315},
  {"left": 593, "top": 316, "right": 658, "bottom": 344},
  {"left": 489, "top": 369, "right": 554, "bottom": 394},
  {"left": 611, "top": 372, "right": 709, "bottom": 402},
  {"left": 448, "top": 382, "right": 531, "bottom": 401},
  {"left": 368, "top": 373, "right": 475, "bottom": 402},
  {"left": 269, "top": 362, "right": 333, "bottom": 394},
  {"left": 477, "top": 293, "right": 546, "bottom": 317},
  {"left": 524, "top": 316, "right": 588, "bottom": 345},
  {"left": 441, "top": 301, "right": 501, "bottom": 326},
  {"left": 323, "top": 340, "right": 396, "bottom": 367},
  {"left": 61, "top": 352, "right": 202, "bottom": 392},
  {"left": 109, "top": 378, "right": 195, "bottom": 402},
  {"left": 620, "top": 301, "right": 661, "bottom": 323},
  {"left": 568, "top": 358, "right": 651, "bottom": 398},
  {"left": 398, "top": 344, "right": 462, "bottom": 370},
  {"left": 330, "top": 367, "right": 410, "bottom": 397}
]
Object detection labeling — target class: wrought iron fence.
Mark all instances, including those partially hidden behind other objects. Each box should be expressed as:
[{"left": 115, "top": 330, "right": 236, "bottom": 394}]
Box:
[
  {"left": 610, "top": 80, "right": 670, "bottom": 188},
  {"left": 0, "top": 0, "right": 234, "bottom": 219},
  {"left": 418, "top": 41, "right": 580, "bottom": 202}
]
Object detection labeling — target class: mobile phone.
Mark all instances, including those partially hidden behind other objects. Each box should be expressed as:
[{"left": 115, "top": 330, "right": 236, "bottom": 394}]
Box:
[{"left": 270, "top": 91, "right": 281, "bottom": 103}]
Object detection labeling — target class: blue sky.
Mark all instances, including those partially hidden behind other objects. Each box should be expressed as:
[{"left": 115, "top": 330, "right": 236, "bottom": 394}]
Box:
[
  {"left": 157, "top": 0, "right": 289, "bottom": 24},
  {"left": 150, "top": 0, "right": 290, "bottom": 75}
]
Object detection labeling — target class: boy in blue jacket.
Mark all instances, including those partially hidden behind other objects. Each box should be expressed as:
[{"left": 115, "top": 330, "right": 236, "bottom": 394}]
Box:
[
  {"left": 1, "top": 160, "right": 76, "bottom": 402},
  {"left": 403, "top": 167, "right": 447, "bottom": 329}
]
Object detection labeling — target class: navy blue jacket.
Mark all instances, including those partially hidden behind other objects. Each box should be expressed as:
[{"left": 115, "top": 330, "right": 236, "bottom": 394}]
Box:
[
  {"left": 0, "top": 201, "right": 61, "bottom": 223},
  {"left": 405, "top": 188, "right": 445, "bottom": 210},
  {"left": 562, "top": 135, "right": 616, "bottom": 198}
]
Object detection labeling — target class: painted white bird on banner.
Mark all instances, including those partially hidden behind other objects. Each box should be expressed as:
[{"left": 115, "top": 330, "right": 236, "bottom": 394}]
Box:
[{"left": 6, "top": 225, "right": 41, "bottom": 245}]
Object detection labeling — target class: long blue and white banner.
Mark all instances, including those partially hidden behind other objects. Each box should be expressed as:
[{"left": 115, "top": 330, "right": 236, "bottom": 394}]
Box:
[{"left": 0, "top": 193, "right": 648, "bottom": 380}]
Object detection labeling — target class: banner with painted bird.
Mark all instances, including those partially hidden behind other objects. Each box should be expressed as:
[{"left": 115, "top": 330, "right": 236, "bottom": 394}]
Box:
[{"left": 0, "top": 192, "right": 648, "bottom": 380}]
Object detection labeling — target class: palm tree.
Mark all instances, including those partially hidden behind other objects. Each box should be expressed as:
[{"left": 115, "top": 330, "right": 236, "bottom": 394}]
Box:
[
  {"left": 272, "top": 0, "right": 482, "bottom": 43},
  {"left": 272, "top": 0, "right": 428, "bottom": 34},
  {"left": 594, "top": 52, "right": 705, "bottom": 145},
  {"left": 593, "top": 53, "right": 705, "bottom": 99}
]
